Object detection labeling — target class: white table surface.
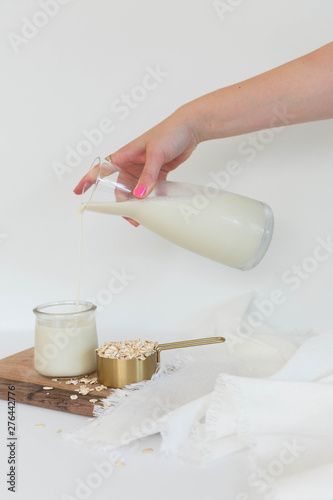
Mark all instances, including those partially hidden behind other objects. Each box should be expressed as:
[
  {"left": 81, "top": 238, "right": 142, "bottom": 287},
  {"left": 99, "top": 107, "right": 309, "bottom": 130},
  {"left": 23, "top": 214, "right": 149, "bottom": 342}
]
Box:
[{"left": 0, "top": 336, "right": 251, "bottom": 500}]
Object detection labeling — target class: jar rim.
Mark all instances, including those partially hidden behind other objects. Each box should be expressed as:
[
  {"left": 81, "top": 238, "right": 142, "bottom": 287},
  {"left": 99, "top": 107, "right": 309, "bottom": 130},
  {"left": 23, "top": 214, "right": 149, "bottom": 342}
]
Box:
[{"left": 33, "top": 300, "right": 97, "bottom": 316}]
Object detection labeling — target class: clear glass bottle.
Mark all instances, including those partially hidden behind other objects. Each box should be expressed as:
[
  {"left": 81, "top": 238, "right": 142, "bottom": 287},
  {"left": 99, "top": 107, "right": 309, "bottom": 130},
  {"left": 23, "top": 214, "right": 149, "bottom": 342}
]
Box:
[
  {"left": 33, "top": 301, "right": 98, "bottom": 377},
  {"left": 79, "top": 157, "right": 274, "bottom": 270}
]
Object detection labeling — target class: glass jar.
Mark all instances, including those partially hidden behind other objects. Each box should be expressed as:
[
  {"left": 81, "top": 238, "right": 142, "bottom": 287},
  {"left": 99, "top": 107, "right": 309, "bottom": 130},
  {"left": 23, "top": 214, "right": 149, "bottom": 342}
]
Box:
[{"left": 33, "top": 301, "right": 98, "bottom": 378}]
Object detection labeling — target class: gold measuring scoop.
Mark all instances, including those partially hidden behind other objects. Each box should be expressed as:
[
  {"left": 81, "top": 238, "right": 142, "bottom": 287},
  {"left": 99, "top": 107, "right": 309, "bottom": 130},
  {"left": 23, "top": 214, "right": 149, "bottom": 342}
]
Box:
[{"left": 97, "top": 336, "right": 226, "bottom": 388}]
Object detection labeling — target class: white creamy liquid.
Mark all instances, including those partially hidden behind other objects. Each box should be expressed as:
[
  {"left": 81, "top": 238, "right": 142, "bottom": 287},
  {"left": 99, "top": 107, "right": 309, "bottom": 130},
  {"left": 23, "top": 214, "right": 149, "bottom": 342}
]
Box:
[
  {"left": 76, "top": 210, "right": 83, "bottom": 308},
  {"left": 80, "top": 191, "right": 270, "bottom": 269},
  {"left": 34, "top": 320, "right": 98, "bottom": 377}
]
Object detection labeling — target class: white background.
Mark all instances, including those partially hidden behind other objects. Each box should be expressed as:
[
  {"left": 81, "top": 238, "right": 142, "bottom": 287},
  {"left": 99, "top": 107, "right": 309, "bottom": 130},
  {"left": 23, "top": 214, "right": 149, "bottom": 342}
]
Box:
[{"left": 0, "top": 1, "right": 332, "bottom": 499}]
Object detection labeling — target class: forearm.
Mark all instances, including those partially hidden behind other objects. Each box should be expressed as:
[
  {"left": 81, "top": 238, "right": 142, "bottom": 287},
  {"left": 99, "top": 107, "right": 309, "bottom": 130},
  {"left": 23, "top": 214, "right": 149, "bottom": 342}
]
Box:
[{"left": 184, "top": 42, "right": 333, "bottom": 142}]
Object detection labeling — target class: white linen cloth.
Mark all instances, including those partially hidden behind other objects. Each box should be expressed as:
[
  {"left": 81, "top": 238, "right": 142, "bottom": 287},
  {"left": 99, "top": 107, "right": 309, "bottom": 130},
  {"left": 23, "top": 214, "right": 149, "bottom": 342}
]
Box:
[{"left": 67, "top": 292, "right": 333, "bottom": 500}]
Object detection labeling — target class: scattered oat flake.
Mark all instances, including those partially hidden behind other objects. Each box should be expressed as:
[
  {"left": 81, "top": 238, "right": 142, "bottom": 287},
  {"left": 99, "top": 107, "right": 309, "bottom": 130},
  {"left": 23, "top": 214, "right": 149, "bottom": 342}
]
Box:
[
  {"left": 89, "top": 378, "right": 98, "bottom": 384},
  {"left": 89, "top": 399, "right": 98, "bottom": 403},
  {"left": 73, "top": 384, "right": 95, "bottom": 395},
  {"left": 56, "top": 429, "right": 62, "bottom": 433},
  {"left": 115, "top": 461, "right": 125, "bottom": 466},
  {"left": 70, "top": 395, "right": 78, "bottom": 400},
  {"left": 66, "top": 379, "right": 79, "bottom": 385},
  {"left": 43, "top": 386, "right": 53, "bottom": 390},
  {"left": 52, "top": 378, "right": 58, "bottom": 382},
  {"left": 142, "top": 448, "right": 153, "bottom": 453},
  {"left": 79, "top": 377, "right": 90, "bottom": 384},
  {"left": 35, "top": 423, "right": 45, "bottom": 428},
  {"left": 95, "top": 385, "right": 107, "bottom": 392}
]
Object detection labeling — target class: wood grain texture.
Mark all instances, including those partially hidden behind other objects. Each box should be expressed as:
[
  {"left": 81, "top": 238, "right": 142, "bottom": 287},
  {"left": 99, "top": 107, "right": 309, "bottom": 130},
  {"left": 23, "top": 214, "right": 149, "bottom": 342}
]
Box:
[{"left": 0, "top": 348, "right": 113, "bottom": 417}]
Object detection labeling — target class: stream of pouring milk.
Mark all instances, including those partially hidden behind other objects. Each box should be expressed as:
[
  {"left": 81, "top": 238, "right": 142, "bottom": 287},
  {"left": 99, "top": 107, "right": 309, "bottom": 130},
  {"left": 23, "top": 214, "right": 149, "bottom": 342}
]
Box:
[
  {"left": 34, "top": 209, "right": 98, "bottom": 377},
  {"left": 78, "top": 193, "right": 268, "bottom": 269},
  {"left": 76, "top": 209, "right": 84, "bottom": 308}
]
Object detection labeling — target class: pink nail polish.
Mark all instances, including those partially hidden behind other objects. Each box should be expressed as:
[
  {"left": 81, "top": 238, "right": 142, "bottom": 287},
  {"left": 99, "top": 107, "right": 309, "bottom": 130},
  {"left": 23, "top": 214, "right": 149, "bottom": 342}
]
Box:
[{"left": 134, "top": 184, "right": 147, "bottom": 197}]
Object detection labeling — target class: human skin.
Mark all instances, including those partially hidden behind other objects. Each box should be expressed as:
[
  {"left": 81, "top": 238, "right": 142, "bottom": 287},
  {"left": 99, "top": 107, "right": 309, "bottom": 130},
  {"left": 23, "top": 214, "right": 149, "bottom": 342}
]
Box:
[{"left": 74, "top": 42, "right": 333, "bottom": 225}]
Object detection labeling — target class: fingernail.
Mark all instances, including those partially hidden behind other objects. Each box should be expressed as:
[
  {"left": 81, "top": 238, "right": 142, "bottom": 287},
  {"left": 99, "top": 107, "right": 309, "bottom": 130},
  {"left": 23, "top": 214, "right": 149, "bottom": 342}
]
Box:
[{"left": 133, "top": 184, "right": 147, "bottom": 197}]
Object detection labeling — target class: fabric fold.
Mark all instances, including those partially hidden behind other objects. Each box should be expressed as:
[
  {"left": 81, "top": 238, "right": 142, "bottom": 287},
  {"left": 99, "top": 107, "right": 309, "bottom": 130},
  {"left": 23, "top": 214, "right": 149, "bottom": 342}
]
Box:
[{"left": 65, "top": 293, "right": 333, "bottom": 499}]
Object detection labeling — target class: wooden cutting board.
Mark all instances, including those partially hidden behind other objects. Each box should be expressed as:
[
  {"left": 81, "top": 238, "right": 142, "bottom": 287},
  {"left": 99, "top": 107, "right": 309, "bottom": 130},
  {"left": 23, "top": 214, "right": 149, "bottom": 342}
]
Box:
[{"left": 0, "top": 348, "right": 113, "bottom": 417}]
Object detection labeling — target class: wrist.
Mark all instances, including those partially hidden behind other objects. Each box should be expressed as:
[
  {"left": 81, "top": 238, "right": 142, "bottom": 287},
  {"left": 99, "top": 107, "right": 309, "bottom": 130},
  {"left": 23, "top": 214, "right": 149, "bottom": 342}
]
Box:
[
  {"left": 174, "top": 100, "right": 212, "bottom": 145},
  {"left": 177, "top": 93, "right": 229, "bottom": 143}
]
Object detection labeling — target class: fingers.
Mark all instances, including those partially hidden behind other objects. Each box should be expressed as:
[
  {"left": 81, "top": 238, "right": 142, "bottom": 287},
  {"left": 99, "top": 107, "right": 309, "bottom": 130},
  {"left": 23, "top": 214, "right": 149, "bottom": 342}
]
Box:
[
  {"left": 123, "top": 217, "right": 140, "bottom": 227},
  {"left": 133, "top": 149, "right": 165, "bottom": 198},
  {"left": 73, "top": 167, "right": 98, "bottom": 194},
  {"left": 73, "top": 160, "right": 116, "bottom": 195}
]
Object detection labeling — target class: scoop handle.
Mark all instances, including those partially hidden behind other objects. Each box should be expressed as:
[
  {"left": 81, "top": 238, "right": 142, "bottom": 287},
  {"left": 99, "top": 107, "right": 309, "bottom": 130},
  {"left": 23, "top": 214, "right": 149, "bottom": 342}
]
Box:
[{"left": 156, "top": 336, "right": 225, "bottom": 362}]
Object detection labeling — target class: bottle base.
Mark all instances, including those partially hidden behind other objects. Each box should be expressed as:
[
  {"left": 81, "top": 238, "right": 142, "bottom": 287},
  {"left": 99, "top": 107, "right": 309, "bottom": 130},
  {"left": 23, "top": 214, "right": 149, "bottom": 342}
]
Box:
[{"left": 240, "top": 203, "right": 274, "bottom": 271}]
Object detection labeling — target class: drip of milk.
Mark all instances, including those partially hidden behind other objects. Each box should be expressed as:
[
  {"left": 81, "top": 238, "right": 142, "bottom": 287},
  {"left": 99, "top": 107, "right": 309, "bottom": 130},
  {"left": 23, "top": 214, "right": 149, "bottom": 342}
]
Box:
[{"left": 79, "top": 191, "right": 271, "bottom": 269}]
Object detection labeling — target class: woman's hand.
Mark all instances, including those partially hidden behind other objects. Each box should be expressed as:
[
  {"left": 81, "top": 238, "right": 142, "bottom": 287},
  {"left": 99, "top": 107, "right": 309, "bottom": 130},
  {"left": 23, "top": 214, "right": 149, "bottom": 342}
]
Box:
[
  {"left": 73, "top": 105, "right": 201, "bottom": 199},
  {"left": 74, "top": 41, "right": 333, "bottom": 213}
]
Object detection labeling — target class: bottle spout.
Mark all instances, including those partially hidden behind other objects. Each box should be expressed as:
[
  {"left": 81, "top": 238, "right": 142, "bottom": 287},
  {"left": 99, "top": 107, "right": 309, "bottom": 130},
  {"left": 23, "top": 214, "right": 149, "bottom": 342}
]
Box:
[{"left": 80, "top": 157, "right": 135, "bottom": 211}]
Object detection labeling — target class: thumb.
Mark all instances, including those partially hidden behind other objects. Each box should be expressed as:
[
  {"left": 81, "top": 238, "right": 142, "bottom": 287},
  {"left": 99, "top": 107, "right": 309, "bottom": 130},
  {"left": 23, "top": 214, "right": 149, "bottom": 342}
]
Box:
[{"left": 133, "top": 150, "right": 164, "bottom": 198}]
